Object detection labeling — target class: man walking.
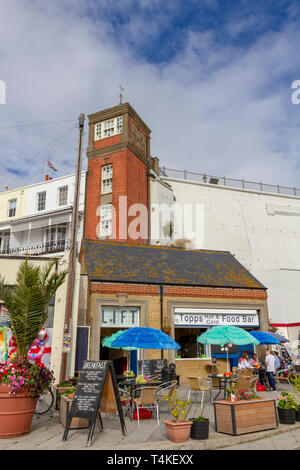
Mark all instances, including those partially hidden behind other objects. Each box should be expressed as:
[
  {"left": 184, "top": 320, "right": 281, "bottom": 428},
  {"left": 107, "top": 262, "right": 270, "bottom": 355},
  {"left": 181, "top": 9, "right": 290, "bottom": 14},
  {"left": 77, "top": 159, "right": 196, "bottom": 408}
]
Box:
[{"left": 265, "top": 349, "right": 277, "bottom": 391}]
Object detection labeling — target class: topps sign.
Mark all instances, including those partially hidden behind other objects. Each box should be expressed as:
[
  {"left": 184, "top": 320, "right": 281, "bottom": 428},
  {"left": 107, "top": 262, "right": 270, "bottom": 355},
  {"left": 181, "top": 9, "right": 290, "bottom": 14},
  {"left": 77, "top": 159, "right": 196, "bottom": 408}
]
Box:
[{"left": 174, "top": 308, "right": 259, "bottom": 327}]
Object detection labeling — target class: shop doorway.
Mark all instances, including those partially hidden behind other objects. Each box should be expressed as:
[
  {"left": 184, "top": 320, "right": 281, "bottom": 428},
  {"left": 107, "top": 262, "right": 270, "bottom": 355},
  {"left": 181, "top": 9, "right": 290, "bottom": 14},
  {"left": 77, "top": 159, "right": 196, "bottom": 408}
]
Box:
[{"left": 100, "top": 327, "right": 138, "bottom": 376}]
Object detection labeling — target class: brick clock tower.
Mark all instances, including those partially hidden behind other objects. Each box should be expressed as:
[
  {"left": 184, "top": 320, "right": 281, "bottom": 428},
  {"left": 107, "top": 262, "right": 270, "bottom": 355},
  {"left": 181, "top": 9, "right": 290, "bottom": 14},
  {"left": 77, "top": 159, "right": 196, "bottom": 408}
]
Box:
[{"left": 84, "top": 102, "right": 152, "bottom": 244}]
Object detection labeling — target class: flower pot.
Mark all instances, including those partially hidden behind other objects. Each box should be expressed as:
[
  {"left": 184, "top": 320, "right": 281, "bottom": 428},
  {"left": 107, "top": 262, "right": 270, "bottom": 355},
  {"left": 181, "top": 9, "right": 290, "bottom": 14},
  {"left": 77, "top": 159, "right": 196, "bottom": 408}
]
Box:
[
  {"left": 0, "top": 384, "right": 38, "bottom": 438},
  {"left": 277, "top": 407, "right": 296, "bottom": 425},
  {"left": 164, "top": 419, "right": 192, "bottom": 443},
  {"left": 190, "top": 418, "right": 209, "bottom": 440},
  {"left": 296, "top": 409, "right": 300, "bottom": 422}
]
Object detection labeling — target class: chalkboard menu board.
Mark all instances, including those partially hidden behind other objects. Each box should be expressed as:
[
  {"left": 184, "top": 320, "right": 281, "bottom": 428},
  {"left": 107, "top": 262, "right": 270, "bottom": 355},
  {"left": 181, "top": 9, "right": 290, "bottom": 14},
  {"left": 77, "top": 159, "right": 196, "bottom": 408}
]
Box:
[
  {"left": 62, "top": 360, "right": 126, "bottom": 446},
  {"left": 138, "top": 359, "right": 167, "bottom": 376}
]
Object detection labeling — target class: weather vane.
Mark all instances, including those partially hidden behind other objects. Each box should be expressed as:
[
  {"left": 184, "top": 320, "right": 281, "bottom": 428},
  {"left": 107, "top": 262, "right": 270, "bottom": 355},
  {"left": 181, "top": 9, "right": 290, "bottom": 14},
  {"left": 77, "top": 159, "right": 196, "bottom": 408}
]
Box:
[{"left": 118, "top": 85, "right": 125, "bottom": 104}]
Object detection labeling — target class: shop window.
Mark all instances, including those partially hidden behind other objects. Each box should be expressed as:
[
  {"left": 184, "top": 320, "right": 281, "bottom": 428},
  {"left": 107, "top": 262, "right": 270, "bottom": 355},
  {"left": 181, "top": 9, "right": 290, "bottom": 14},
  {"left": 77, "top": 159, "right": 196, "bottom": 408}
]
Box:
[{"left": 175, "top": 328, "right": 211, "bottom": 359}]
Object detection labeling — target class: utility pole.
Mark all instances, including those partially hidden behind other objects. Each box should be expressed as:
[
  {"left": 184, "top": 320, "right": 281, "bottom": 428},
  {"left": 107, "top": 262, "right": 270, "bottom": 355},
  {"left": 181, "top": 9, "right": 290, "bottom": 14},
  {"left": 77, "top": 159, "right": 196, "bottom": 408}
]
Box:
[{"left": 60, "top": 113, "right": 85, "bottom": 382}]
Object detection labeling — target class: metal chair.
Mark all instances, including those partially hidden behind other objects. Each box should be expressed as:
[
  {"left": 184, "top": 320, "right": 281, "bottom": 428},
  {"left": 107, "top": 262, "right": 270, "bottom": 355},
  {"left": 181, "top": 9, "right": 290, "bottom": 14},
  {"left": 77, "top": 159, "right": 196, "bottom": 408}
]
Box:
[
  {"left": 132, "top": 386, "right": 160, "bottom": 427},
  {"left": 156, "top": 380, "right": 177, "bottom": 403},
  {"left": 187, "top": 376, "right": 212, "bottom": 407},
  {"left": 118, "top": 387, "right": 131, "bottom": 417},
  {"left": 235, "top": 369, "right": 258, "bottom": 393},
  {"left": 274, "top": 366, "right": 293, "bottom": 390}
]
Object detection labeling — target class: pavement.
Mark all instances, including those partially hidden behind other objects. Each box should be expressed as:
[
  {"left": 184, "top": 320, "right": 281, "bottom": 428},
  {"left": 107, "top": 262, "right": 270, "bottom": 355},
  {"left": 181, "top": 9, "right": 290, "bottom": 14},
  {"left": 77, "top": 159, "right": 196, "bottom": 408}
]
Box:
[{"left": 1, "top": 383, "right": 300, "bottom": 451}]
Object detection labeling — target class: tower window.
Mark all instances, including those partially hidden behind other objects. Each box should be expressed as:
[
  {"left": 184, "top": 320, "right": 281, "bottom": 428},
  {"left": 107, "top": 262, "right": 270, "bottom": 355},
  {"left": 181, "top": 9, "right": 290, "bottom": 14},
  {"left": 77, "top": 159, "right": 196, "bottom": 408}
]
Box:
[
  {"left": 101, "top": 164, "right": 113, "bottom": 194},
  {"left": 100, "top": 204, "right": 112, "bottom": 237},
  {"left": 94, "top": 116, "right": 123, "bottom": 141}
]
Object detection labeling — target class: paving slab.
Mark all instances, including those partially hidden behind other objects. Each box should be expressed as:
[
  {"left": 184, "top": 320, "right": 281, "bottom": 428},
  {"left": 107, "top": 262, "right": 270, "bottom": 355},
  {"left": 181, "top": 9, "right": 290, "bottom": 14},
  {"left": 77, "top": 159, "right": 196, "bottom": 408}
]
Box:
[{"left": 0, "top": 382, "right": 298, "bottom": 451}]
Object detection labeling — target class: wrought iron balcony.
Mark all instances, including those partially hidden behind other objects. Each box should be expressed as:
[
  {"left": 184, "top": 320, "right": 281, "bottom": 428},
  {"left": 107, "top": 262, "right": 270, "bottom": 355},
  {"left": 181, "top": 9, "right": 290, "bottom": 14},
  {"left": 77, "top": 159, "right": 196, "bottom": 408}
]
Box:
[{"left": 0, "top": 239, "right": 71, "bottom": 256}]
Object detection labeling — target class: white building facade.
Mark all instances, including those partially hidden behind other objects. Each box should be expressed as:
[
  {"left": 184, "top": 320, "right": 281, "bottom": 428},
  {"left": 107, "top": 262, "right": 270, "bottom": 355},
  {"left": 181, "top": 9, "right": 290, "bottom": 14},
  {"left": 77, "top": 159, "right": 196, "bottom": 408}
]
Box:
[
  {"left": 154, "top": 167, "right": 300, "bottom": 352},
  {"left": 0, "top": 172, "right": 86, "bottom": 257}
]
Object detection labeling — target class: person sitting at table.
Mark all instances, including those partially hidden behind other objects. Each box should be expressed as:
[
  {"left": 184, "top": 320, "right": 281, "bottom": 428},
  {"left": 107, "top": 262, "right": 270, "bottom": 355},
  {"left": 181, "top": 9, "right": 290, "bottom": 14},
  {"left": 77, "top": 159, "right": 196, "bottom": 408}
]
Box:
[
  {"left": 238, "top": 352, "right": 253, "bottom": 369},
  {"left": 249, "top": 353, "right": 259, "bottom": 366}
]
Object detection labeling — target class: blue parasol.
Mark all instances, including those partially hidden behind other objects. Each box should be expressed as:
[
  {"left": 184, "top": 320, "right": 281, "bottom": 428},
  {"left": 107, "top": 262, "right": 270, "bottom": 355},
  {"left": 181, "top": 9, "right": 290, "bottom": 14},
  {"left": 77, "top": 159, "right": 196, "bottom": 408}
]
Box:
[
  {"left": 267, "top": 332, "right": 289, "bottom": 343},
  {"left": 111, "top": 327, "right": 180, "bottom": 375},
  {"left": 248, "top": 331, "right": 281, "bottom": 345},
  {"left": 111, "top": 327, "right": 180, "bottom": 350}
]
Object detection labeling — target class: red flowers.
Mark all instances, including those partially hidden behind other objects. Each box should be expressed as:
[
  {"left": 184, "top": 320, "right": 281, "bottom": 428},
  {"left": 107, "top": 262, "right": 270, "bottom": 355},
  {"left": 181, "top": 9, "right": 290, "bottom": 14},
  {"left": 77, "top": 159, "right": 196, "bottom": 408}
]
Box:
[{"left": 224, "top": 371, "right": 232, "bottom": 378}]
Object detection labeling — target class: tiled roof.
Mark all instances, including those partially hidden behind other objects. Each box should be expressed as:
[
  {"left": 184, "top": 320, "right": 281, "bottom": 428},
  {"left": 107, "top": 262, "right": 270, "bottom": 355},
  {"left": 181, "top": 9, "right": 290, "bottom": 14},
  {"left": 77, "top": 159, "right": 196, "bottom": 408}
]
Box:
[{"left": 81, "top": 239, "right": 266, "bottom": 289}]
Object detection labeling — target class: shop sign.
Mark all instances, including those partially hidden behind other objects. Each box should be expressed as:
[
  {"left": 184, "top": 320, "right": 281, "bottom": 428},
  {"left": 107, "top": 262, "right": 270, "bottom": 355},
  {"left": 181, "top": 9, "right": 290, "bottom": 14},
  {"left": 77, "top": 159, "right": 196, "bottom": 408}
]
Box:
[
  {"left": 101, "top": 306, "right": 139, "bottom": 328},
  {"left": 174, "top": 308, "right": 259, "bottom": 327}
]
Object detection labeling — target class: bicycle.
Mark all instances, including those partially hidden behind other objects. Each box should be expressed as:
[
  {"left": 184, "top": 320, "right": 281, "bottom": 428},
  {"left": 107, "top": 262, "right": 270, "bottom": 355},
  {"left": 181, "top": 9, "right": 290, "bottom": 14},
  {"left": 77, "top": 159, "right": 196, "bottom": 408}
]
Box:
[{"left": 35, "top": 388, "right": 54, "bottom": 418}]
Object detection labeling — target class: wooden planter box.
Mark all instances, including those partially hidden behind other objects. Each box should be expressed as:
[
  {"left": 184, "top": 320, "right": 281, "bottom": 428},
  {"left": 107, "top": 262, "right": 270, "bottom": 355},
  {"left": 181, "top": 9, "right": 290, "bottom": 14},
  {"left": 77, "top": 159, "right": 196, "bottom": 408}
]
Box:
[
  {"left": 59, "top": 395, "right": 89, "bottom": 430},
  {"left": 214, "top": 398, "right": 278, "bottom": 435},
  {"left": 53, "top": 385, "right": 74, "bottom": 410}
]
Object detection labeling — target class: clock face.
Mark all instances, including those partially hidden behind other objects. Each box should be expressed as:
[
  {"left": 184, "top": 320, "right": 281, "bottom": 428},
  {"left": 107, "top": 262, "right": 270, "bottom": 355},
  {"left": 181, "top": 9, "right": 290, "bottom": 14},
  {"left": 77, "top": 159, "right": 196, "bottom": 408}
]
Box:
[{"left": 131, "top": 120, "right": 146, "bottom": 154}]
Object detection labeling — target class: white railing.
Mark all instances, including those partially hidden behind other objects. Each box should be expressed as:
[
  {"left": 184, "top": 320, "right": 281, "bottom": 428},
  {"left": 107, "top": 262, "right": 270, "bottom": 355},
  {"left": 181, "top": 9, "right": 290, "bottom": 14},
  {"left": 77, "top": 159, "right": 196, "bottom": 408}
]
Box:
[
  {"left": 0, "top": 239, "right": 71, "bottom": 256},
  {"left": 160, "top": 167, "right": 300, "bottom": 197}
]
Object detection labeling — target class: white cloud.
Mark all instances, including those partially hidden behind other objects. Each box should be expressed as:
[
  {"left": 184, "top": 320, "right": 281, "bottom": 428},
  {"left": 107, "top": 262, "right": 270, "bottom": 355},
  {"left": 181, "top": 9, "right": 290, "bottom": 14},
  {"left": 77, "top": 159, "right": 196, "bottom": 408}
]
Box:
[{"left": 0, "top": 0, "right": 300, "bottom": 192}]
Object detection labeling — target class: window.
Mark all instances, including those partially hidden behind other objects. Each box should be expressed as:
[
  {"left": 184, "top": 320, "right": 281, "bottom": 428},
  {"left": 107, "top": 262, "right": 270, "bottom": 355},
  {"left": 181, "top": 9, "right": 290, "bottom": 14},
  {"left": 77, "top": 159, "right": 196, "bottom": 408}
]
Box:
[
  {"left": 175, "top": 328, "right": 211, "bottom": 359},
  {"left": 0, "top": 231, "right": 10, "bottom": 253},
  {"left": 100, "top": 204, "right": 112, "bottom": 237},
  {"left": 8, "top": 199, "right": 16, "bottom": 218},
  {"left": 94, "top": 116, "right": 123, "bottom": 141},
  {"left": 44, "top": 225, "right": 66, "bottom": 251},
  {"left": 58, "top": 186, "right": 68, "bottom": 206},
  {"left": 101, "top": 164, "right": 113, "bottom": 194},
  {"left": 37, "top": 192, "right": 46, "bottom": 211}
]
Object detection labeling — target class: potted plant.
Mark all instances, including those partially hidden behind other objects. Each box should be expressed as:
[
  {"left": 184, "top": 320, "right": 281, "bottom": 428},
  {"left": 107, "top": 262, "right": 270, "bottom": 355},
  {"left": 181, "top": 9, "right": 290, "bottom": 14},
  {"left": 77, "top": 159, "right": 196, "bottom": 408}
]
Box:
[
  {"left": 53, "top": 377, "right": 78, "bottom": 409},
  {"left": 162, "top": 322, "right": 171, "bottom": 335},
  {"left": 163, "top": 390, "right": 192, "bottom": 442},
  {"left": 291, "top": 375, "right": 300, "bottom": 421},
  {"left": 277, "top": 392, "right": 298, "bottom": 424},
  {"left": 0, "top": 258, "right": 68, "bottom": 438},
  {"left": 189, "top": 401, "right": 209, "bottom": 440}
]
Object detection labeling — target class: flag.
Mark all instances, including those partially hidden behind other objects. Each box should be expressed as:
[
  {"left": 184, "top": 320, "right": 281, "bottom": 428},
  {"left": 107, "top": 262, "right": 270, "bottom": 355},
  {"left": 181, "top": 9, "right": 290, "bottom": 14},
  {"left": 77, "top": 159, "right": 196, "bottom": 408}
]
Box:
[{"left": 47, "top": 160, "right": 58, "bottom": 172}]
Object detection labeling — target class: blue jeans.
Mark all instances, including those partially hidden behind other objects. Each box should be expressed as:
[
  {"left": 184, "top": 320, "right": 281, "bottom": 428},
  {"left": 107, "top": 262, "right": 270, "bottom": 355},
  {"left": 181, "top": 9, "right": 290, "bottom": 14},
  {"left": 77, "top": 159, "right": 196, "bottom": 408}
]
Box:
[{"left": 267, "top": 371, "right": 276, "bottom": 390}]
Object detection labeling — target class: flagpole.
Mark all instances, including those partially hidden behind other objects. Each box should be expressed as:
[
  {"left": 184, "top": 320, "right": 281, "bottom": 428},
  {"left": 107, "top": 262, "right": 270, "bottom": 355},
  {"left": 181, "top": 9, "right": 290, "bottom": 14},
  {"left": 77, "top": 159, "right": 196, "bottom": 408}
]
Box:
[{"left": 44, "top": 158, "right": 48, "bottom": 179}]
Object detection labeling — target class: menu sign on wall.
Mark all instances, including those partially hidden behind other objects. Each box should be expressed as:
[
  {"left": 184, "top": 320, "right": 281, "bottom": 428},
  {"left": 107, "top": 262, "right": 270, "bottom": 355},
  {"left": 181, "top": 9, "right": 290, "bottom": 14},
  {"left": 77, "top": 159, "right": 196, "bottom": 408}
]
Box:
[
  {"left": 101, "top": 306, "right": 139, "bottom": 328},
  {"left": 174, "top": 308, "right": 259, "bottom": 328}
]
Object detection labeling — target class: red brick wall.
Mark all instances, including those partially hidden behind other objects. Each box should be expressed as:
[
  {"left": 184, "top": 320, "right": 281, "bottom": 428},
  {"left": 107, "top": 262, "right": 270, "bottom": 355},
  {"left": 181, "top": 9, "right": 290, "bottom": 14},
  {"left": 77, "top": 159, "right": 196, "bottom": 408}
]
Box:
[
  {"left": 84, "top": 149, "right": 149, "bottom": 243},
  {"left": 90, "top": 282, "right": 267, "bottom": 301}
]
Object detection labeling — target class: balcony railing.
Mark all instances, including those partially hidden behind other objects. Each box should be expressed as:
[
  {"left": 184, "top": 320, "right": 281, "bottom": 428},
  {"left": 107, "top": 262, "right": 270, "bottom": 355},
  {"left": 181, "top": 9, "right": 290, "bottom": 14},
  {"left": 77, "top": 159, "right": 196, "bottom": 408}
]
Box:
[
  {"left": 0, "top": 239, "right": 71, "bottom": 256},
  {"left": 160, "top": 167, "right": 300, "bottom": 197}
]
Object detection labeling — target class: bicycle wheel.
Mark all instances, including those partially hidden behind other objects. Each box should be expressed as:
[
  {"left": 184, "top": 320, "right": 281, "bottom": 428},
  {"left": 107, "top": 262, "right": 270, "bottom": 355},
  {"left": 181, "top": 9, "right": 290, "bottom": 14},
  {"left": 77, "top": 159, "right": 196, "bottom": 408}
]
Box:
[{"left": 35, "top": 390, "right": 54, "bottom": 415}]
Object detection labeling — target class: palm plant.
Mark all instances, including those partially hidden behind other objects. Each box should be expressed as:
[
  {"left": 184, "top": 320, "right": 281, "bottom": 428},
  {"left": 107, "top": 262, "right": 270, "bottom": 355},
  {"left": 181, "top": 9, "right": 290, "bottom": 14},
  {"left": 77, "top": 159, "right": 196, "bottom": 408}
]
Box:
[{"left": 0, "top": 258, "right": 68, "bottom": 361}]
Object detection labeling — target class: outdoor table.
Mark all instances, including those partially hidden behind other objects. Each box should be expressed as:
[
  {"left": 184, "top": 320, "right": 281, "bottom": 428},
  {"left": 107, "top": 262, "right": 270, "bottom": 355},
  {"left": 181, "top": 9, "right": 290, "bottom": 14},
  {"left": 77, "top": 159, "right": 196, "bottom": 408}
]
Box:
[
  {"left": 208, "top": 374, "right": 234, "bottom": 400},
  {"left": 118, "top": 379, "right": 163, "bottom": 420}
]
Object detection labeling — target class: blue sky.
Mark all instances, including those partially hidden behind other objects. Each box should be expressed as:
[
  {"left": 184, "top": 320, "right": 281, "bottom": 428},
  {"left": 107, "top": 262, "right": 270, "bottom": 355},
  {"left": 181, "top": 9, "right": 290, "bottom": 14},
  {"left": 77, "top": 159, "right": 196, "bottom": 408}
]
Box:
[{"left": 1, "top": 0, "right": 300, "bottom": 190}]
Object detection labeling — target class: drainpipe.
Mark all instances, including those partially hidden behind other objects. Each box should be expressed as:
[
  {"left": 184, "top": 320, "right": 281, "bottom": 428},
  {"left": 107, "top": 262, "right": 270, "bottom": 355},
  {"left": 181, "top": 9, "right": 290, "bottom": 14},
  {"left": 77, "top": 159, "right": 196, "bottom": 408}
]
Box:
[
  {"left": 160, "top": 285, "right": 164, "bottom": 359},
  {"left": 146, "top": 168, "right": 150, "bottom": 244}
]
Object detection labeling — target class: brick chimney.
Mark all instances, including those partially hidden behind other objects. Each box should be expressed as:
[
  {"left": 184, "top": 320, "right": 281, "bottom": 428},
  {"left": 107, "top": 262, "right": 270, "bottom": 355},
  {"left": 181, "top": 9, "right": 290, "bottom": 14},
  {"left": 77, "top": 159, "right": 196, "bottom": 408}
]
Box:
[
  {"left": 4, "top": 186, "right": 8, "bottom": 191},
  {"left": 45, "top": 174, "right": 49, "bottom": 181}
]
